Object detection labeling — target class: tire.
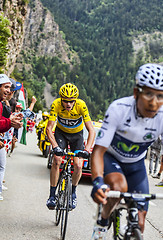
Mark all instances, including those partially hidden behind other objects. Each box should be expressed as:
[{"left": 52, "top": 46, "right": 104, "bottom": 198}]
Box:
[
  {"left": 47, "top": 152, "right": 53, "bottom": 169},
  {"left": 132, "top": 228, "right": 142, "bottom": 240},
  {"left": 55, "top": 174, "right": 64, "bottom": 226},
  {"left": 42, "top": 141, "right": 45, "bottom": 155},
  {"left": 44, "top": 145, "right": 50, "bottom": 158},
  {"left": 123, "top": 227, "right": 142, "bottom": 240},
  {"left": 112, "top": 210, "right": 121, "bottom": 240},
  {"left": 60, "top": 176, "right": 71, "bottom": 240}
]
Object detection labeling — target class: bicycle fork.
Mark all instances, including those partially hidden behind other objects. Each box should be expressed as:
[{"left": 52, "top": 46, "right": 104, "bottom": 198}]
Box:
[{"left": 113, "top": 210, "right": 124, "bottom": 240}]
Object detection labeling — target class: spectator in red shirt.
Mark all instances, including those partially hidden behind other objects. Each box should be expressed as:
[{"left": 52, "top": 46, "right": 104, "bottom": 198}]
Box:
[
  {"left": 0, "top": 74, "right": 23, "bottom": 132},
  {"left": 0, "top": 74, "right": 23, "bottom": 200}
]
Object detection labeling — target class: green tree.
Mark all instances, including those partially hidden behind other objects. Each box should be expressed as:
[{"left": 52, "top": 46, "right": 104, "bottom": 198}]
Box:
[{"left": 0, "top": 13, "right": 11, "bottom": 72}]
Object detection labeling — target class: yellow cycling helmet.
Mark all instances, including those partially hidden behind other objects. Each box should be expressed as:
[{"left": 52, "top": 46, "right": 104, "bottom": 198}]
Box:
[
  {"left": 59, "top": 83, "right": 79, "bottom": 100},
  {"left": 42, "top": 111, "right": 49, "bottom": 117}
]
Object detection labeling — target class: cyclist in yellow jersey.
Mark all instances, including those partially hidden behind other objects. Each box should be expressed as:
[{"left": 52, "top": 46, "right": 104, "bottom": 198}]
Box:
[{"left": 46, "top": 83, "right": 95, "bottom": 210}]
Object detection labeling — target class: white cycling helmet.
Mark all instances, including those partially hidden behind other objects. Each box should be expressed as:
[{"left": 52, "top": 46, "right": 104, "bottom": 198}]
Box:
[{"left": 136, "top": 63, "right": 163, "bottom": 90}]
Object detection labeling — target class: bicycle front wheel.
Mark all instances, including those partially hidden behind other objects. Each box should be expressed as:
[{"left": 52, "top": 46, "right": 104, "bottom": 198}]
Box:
[
  {"left": 132, "top": 228, "right": 142, "bottom": 240},
  {"left": 60, "top": 176, "right": 71, "bottom": 240},
  {"left": 124, "top": 227, "right": 142, "bottom": 240},
  {"left": 55, "top": 174, "right": 64, "bottom": 226}
]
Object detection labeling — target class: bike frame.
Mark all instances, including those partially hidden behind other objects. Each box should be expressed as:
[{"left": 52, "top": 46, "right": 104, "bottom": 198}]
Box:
[{"left": 96, "top": 191, "right": 163, "bottom": 240}]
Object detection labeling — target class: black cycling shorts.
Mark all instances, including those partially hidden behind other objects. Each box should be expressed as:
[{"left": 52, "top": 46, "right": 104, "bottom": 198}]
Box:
[
  {"left": 54, "top": 126, "right": 84, "bottom": 152},
  {"left": 103, "top": 152, "right": 149, "bottom": 211}
]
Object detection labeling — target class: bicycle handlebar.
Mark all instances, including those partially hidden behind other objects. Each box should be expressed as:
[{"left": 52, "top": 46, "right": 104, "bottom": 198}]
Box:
[
  {"left": 51, "top": 149, "right": 90, "bottom": 159},
  {"left": 106, "top": 191, "right": 163, "bottom": 201},
  {"left": 63, "top": 151, "right": 90, "bottom": 159}
]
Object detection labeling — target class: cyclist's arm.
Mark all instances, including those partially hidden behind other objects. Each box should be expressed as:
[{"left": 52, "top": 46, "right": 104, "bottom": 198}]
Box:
[
  {"left": 84, "top": 120, "right": 96, "bottom": 152},
  {"left": 91, "top": 144, "right": 107, "bottom": 180},
  {"left": 46, "top": 120, "right": 58, "bottom": 148},
  {"left": 91, "top": 144, "right": 108, "bottom": 204}
]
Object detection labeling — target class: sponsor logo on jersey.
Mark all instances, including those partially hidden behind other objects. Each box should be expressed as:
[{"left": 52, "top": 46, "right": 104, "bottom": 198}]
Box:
[
  {"left": 143, "top": 132, "right": 155, "bottom": 141},
  {"left": 145, "top": 128, "right": 156, "bottom": 132},
  {"left": 111, "top": 133, "right": 152, "bottom": 158},
  {"left": 124, "top": 117, "right": 131, "bottom": 127},
  {"left": 117, "top": 103, "right": 132, "bottom": 107},
  {"left": 118, "top": 129, "right": 127, "bottom": 134},
  {"left": 126, "top": 117, "right": 131, "bottom": 123},
  {"left": 58, "top": 116, "right": 82, "bottom": 128},
  {"left": 103, "top": 114, "right": 109, "bottom": 124},
  {"left": 112, "top": 163, "right": 121, "bottom": 169},
  {"left": 117, "top": 142, "right": 139, "bottom": 152},
  {"left": 104, "top": 114, "right": 109, "bottom": 119},
  {"left": 70, "top": 113, "right": 79, "bottom": 117},
  {"left": 97, "top": 130, "right": 104, "bottom": 139}
]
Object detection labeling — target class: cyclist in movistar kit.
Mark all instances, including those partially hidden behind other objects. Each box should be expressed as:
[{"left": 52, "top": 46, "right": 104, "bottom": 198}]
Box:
[
  {"left": 46, "top": 83, "right": 95, "bottom": 210},
  {"left": 91, "top": 63, "right": 163, "bottom": 239}
]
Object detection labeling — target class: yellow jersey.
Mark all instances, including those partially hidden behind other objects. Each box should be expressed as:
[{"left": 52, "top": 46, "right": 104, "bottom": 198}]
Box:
[{"left": 49, "top": 98, "right": 91, "bottom": 133}]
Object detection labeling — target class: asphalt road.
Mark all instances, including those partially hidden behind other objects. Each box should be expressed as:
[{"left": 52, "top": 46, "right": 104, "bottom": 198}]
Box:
[{"left": 0, "top": 132, "right": 163, "bottom": 240}]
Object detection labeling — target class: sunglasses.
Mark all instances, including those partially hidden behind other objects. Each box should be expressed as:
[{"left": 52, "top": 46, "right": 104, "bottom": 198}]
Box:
[
  {"left": 62, "top": 100, "right": 75, "bottom": 103},
  {"left": 138, "top": 87, "right": 163, "bottom": 103}
]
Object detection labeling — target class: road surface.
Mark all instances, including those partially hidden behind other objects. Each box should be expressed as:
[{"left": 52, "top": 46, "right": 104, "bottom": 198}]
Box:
[{"left": 0, "top": 132, "right": 163, "bottom": 239}]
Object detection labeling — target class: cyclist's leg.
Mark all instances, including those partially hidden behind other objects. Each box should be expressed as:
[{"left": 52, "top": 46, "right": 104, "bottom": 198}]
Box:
[
  {"left": 50, "top": 127, "right": 67, "bottom": 187},
  {"left": 47, "top": 128, "right": 67, "bottom": 209},
  {"left": 69, "top": 130, "right": 84, "bottom": 185},
  {"left": 47, "top": 155, "right": 63, "bottom": 209},
  {"left": 125, "top": 159, "right": 149, "bottom": 233},
  {"left": 136, "top": 177, "right": 148, "bottom": 233},
  {"left": 72, "top": 156, "right": 83, "bottom": 185},
  {"left": 69, "top": 130, "right": 84, "bottom": 209},
  {"left": 50, "top": 155, "right": 63, "bottom": 186},
  {"left": 101, "top": 152, "right": 128, "bottom": 219},
  {"left": 92, "top": 153, "right": 127, "bottom": 239}
]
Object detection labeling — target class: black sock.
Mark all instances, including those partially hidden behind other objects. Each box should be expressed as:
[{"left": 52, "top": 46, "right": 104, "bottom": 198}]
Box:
[
  {"left": 97, "top": 217, "right": 109, "bottom": 227},
  {"left": 50, "top": 186, "right": 56, "bottom": 197},
  {"left": 72, "top": 185, "right": 77, "bottom": 194}
]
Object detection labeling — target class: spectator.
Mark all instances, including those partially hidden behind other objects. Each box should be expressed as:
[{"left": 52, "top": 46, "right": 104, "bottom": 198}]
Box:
[
  {"left": 149, "top": 136, "right": 162, "bottom": 176},
  {"left": 153, "top": 154, "right": 163, "bottom": 179},
  {"left": 17, "top": 96, "right": 37, "bottom": 144},
  {"left": 155, "top": 155, "right": 163, "bottom": 186},
  {"left": 0, "top": 74, "right": 23, "bottom": 200},
  {"left": 2, "top": 78, "right": 22, "bottom": 155}
]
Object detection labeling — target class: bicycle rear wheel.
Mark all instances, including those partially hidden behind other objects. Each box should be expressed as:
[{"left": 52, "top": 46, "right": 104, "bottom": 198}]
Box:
[
  {"left": 60, "top": 176, "right": 71, "bottom": 240},
  {"left": 47, "top": 152, "right": 53, "bottom": 169}
]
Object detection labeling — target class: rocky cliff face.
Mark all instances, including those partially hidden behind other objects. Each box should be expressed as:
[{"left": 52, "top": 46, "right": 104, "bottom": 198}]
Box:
[
  {"left": 0, "top": 0, "right": 27, "bottom": 75},
  {"left": 0, "top": 0, "right": 78, "bottom": 74},
  {"left": 23, "top": 0, "right": 78, "bottom": 65}
]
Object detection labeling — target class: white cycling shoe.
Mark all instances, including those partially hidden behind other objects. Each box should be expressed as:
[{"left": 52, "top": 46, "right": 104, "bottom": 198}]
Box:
[{"left": 92, "top": 224, "right": 108, "bottom": 240}]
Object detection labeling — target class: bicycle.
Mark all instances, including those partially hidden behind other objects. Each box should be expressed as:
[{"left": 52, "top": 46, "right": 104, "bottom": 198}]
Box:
[
  {"left": 53, "top": 149, "right": 89, "bottom": 240},
  {"left": 92, "top": 190, "right": 163, "bottom": 240}
]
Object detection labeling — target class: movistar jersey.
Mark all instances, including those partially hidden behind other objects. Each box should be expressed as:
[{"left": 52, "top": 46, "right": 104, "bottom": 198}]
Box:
[
  {"left": 96, "top": 96, "right": 163, "bottom": 163},
  {"left": 49, "top": 98, "right": 91, "bottom": 133}
]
